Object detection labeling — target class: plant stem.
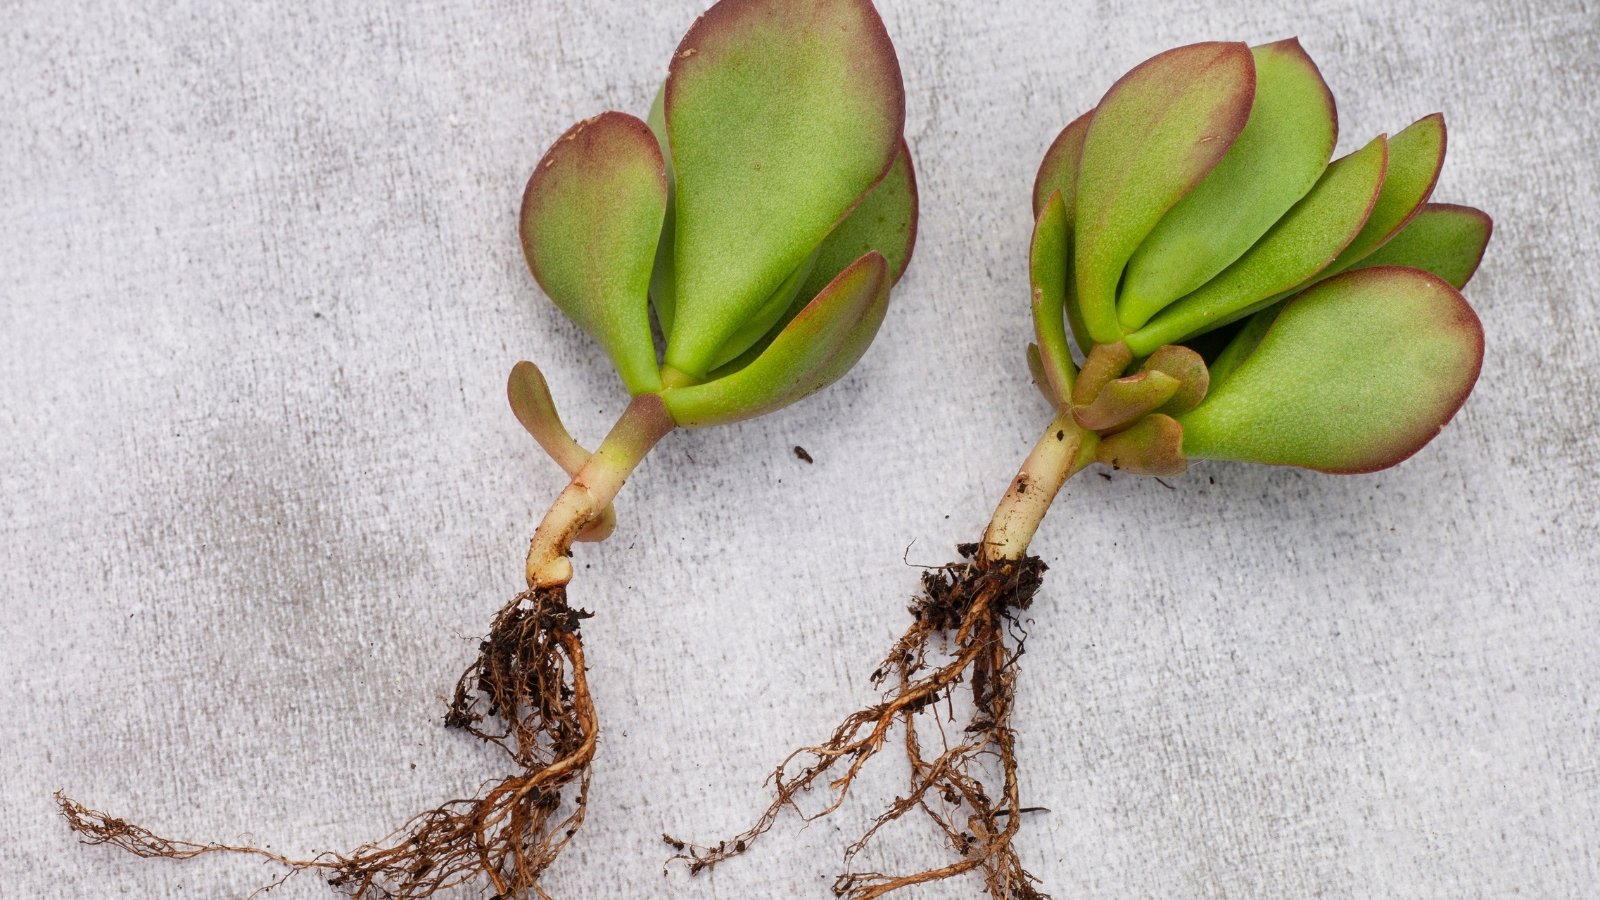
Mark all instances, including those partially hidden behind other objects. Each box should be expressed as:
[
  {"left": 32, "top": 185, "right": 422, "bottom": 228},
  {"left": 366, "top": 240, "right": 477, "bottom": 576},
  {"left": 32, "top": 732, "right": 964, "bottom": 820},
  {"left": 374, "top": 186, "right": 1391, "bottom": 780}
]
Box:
[
  {"left": 525, "top": 393, "right": 676, "bottom": 587},
  {"left": 979, "top": 411, "right": 1098, "bottom": 564}
]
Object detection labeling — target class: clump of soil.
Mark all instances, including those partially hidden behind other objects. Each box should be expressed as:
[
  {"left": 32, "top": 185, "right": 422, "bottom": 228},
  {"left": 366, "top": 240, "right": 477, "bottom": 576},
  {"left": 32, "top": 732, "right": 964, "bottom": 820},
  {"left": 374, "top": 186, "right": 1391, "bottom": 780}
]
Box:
[
  {"left": 668, "top": 545, "right": 1051, "bottom": 899},
  {"left": 60, "top": 587, "right": 596, "bottom": 900}
]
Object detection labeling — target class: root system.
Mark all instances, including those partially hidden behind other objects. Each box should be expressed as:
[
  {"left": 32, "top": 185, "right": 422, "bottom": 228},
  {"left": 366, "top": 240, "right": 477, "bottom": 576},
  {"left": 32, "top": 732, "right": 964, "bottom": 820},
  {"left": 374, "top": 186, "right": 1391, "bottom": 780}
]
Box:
[
  {"left": 60, "top": 587, "right": 597, "bottom": 900},
  {"left": 668, "top": 545, "right": 1050, "bottom": 899}
]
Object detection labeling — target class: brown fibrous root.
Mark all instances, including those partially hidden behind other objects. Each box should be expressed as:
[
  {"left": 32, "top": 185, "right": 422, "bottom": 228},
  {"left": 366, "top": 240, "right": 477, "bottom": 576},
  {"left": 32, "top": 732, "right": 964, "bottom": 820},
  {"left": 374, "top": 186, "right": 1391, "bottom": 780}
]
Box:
[
  {"left": 666, "top": 544, "right": 1051, "bottom": 899},
  {"left": 59, "top": 586, "right": 597, "bottom": 900}
]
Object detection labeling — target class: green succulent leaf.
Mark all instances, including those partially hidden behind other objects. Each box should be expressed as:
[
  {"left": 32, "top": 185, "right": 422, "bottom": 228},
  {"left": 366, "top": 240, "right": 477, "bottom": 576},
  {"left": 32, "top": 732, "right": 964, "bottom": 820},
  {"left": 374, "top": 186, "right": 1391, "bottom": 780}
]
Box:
[
  {"left": 1344, "top": 203, "right": 1492, "bottom": 289},
  {"left": 1125, "top": 134, "right": 1388, "bottom": 356},
  {"left": 703, "top": 248, "right": 821, "bottom": 372},
  {"left": 1177, "top": 266, "right": 1483, "bottom": 473},
  {"left": 1073, "top": 370, "right": 1181, "bottom": 432},
  {"left": 1073, "top": 41, "right": 1256, "bottom": 346},
  {"left": 661, "top": 251, "right": 891, "bottom": 427},
  {"left": 506, "top": 361, "right": 617, "bottom": 541},
  {"left": 697, "top": 140, "right": 917, "bottom": 382},
  {"left": 520, "top": 112, "right": 667, "bottom": 395},
  {"left": 1118, "top": 38, "right": 1338, "bottom": 331},
  {"left": 1026, "top": 343, "right": 1061, "bottom": 407},
  {"left": 506, "top": 360, "right": 586, "bottom": 471},
  {"left": 1029, "top": 110, "right": 1095, "bottom": 360},
  {"left": 1030, "top": 190, "right": 1076, "bottom": 403},
  {"left": 663, "top": 0, "right": 904, "bottom": 378},
  {"left": 1140, "top": 344, "right": 1210, "bottom": 414},
  {"left": 1324, "top": 113, "right": 1446, "bottom": 273},
  {"left": 797, "top": 138, "right": 919, "bottom": 300},
  {"left": 1032, "top": 109, "right": 1092, "bottom": 219},
  {"left": 1096, "top": 414, "right": 1188, "bottom": 476},
  {"left": 645, "top": 87, "right": 679, "bottom": 338},
  {"left": 1204, "top": 304, "right": 1280, "bottom": 387}
]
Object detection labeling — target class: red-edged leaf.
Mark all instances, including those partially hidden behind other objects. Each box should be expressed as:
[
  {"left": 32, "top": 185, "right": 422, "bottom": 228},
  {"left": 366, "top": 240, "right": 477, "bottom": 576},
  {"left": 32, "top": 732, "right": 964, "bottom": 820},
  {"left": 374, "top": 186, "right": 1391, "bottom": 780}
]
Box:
[
  {"left": 1324, "top": 113, "right": 1447, "bottom": 273},
  {"left": 1125, "top": 134, "right": 1389, "bottom": 355},
  {"left": 1178, "top": 266, "right": 1483, "bottom": 473},
  {"left": 663, "top": 0, "right": 904, "bottom": 377},
  {"left": 1096, "top": 414, "right": 1188, "bottom": 476},
  {"left": 1032, "top": 109, "right": 1092, "bottom": 219},
  {"left": 1344, "top": 203, "right": 1492, "bottom": 289},
  {"left": 521, "top": 112, "right": 667, "bottom": 394},
  {"left": 1073, "top": 41, "right": 1256, "bottom": 345},
  {"left": 1030, "top": 190, "right": 1076, "bottom": 403},
  {"left": 1118, "top": 38, "right": 1338, "bottom": 330},
  {"left": 661, "top": 252, "right": 891, "bottom": 427}
]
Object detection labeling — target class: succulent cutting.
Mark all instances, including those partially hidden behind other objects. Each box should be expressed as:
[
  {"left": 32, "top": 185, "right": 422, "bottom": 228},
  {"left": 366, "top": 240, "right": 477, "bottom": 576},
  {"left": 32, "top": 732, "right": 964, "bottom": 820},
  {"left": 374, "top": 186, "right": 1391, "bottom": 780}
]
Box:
[
  {"left": 684, "top": 39, "right": 1489, "bottom": 899},
  {"left": 60, "top": 0, "right": 915, "bottom": 896}
]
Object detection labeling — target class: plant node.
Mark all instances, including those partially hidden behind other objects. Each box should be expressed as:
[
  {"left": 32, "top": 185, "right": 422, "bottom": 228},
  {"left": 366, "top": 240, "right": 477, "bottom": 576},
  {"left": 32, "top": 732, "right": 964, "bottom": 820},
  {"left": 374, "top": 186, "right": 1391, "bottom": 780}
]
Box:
[{"left": 667, "top": 545, "right": 1051, "bottom": 899}]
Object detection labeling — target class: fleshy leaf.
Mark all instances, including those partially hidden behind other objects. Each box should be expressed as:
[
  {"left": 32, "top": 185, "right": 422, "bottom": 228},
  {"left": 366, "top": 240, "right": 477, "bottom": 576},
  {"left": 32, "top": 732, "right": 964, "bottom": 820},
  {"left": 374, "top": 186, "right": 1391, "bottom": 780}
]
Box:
[
  {"left": 1118, "top": 38, "right": 1338, "bottom": 330},
  {"left": 1177, "top": 267, "right": 1483, "bottom": 473},
  {"left": 701, "top": 139, "right": 915, "bottom": 382},
  {"left": 1026, "top": 343, "right": 1060, "bottom": 406},
  {"left": 1323, "top": 113, "right": 1446, "bottom": 273},
  {"left": 703, "top": 249, "right": 820, "bottom": 372},
  {"left": 1032, "top": 109, "right": 1092, "bottom": 218},
  {"left": 1073, "top": 41, "right": 1255, "bottom": 346},
  {"left": 645, "top": 86, "right": 679, "bottom": 338},
  {"left": 1204, "top": 305, "right": 1280, "bottom": 387},
  {"left": 506, "top": 362, "right": 617, "bottom": 542},
  {"left": 1030, "top": 191, "right": 1075, "bottom": 403},
  {"left": 521, "top": 112, "right": 667, "bottom": 394},
  {"left": 797, "top": 138, "right": 919, "bottom": 301},
  {"left": 1141, "top": 344, "right": 1210, "bottom": 415},
  {"left": 1072, "top": 370, "right": 1180, "bottom": 432},
  {"left": 1096, "top": 414, "right": 1187, "bottom": 476},
  {"left": 1125, "top": 135, "right": 1388, "bottom": 355},
  {"left": 664, "top": 0, "right": 904, "bottom": 377},
  {"left": 661, "top": 252, "right": 890, "bottom": 427},
  {"left": 1069, "top": 341, "right": 1133, "bottom": 406},
  {"left": 507, "top": 361, "right": 589, "bottom": 473},
  {"left": 1029, "top": 112, "right": 1096, "bottom": 356},
  {"left": 1344, "top": 203, "right": 1491, "bottom": 289}
]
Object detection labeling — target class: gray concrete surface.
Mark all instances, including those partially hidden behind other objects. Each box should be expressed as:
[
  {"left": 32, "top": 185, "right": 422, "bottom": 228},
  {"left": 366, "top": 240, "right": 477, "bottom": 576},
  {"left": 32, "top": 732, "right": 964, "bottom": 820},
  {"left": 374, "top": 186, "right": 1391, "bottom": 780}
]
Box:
[{"left": 3, "top": 0, "right": 1597, "bottom": 896}]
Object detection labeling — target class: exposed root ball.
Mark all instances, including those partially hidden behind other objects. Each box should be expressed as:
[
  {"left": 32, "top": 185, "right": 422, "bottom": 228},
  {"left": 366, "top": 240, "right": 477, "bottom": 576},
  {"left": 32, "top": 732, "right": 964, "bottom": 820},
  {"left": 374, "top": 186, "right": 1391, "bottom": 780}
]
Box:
[
  {"left": 668, "top": 545, "right": 1050, "bottom": 899},
  {"left": 60, "top": 587, "right": 597, "bottom": 900}
]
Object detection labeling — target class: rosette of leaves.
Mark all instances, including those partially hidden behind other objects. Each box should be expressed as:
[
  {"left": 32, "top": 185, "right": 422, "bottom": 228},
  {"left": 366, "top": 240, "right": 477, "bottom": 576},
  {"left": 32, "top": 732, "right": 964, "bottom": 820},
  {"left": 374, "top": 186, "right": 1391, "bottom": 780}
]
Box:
[
  {"left": 517, "top": 0, "right": 916, "bottom": 589},
  {"left": 685, "top": 40, "right": 1488, "bottom": 900},
  {"left": 59, "top": 1, "right": 914, "bottom": 898},
  {"left": 1026, "top": 39, "right": 1485, "bottom": 491}
]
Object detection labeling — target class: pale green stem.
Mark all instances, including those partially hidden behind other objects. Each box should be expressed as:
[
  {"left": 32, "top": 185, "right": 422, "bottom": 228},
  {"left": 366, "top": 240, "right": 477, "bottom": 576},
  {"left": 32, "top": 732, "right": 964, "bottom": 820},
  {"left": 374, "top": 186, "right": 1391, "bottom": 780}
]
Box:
[
  {"left": 525, "top": 393, "right": 676, "bottom": 588},
  {"left": 979, "top": 411, "right": 1099, "bottom": 564}
]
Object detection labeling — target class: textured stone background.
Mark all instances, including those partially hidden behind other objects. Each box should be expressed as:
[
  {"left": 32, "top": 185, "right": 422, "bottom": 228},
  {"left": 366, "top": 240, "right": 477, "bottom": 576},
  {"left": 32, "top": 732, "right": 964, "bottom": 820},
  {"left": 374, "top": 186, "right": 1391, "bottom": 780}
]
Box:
[{"left": 3, "top": 0, "right": 1597, "bottom": 897}]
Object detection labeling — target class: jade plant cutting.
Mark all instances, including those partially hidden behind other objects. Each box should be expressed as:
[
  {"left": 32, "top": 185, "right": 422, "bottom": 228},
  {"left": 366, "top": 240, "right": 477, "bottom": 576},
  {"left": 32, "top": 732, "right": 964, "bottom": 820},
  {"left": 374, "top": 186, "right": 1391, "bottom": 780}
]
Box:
[
  {"left": 676, "top": 39, "right": 1490, "bottom": 898},
  {"left": 59, "top": 0, "right": 915, "bottom": 896}
]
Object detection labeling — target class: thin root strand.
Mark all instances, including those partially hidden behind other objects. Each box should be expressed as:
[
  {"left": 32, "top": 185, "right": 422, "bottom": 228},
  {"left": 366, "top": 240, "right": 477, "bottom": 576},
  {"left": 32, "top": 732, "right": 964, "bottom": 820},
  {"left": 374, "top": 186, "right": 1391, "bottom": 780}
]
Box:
[
  {"left": 60, "top": 587, "right": 597, "bottom": 900},
  {"left": 666, "top": 545, "right": 1051, "bottom": 899}
]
